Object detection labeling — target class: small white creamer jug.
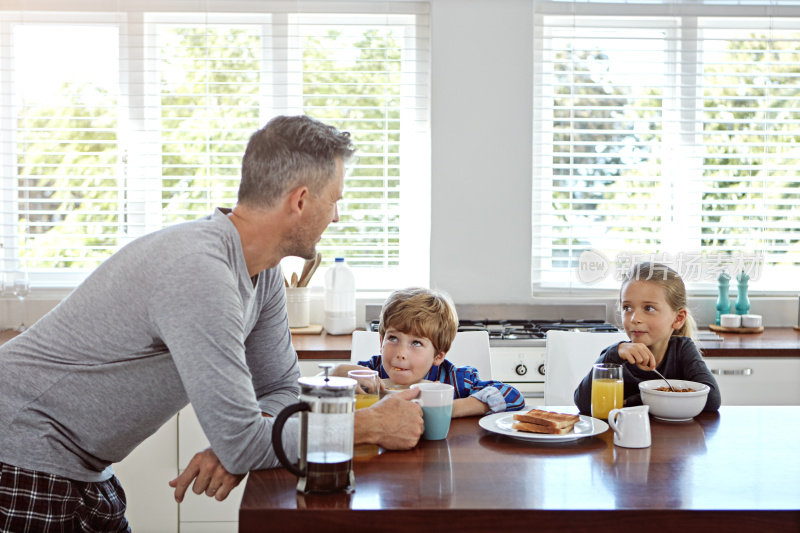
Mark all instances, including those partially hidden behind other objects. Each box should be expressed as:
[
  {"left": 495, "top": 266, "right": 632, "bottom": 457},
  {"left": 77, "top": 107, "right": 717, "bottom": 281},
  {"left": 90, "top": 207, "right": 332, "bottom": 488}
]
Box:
[{"left": 607, "top": 405, "right": 651, "bottom": 448}]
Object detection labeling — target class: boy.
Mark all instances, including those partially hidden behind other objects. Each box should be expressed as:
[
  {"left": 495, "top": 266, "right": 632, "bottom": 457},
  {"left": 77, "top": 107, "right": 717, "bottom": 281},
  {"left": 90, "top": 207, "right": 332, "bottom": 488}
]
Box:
[{"left": 335, "top": 287, "right": 524, "bottom": 416}]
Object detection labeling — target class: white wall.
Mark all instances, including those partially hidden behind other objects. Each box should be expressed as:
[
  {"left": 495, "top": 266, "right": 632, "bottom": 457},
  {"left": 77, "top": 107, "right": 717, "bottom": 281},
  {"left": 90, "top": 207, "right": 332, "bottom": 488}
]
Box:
[{"left": 430, "top": 0, "right": 534, "bottom": 304}]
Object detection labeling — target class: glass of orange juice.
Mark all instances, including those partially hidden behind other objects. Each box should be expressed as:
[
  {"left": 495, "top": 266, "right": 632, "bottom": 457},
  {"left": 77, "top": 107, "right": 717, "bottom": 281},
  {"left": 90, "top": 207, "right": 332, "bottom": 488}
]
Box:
[
  {"left": 349, "top": 369, "right": 381, "bottom": 409},
  {"left": 591, "top": 363, "right": 623, "bottom": 420}
]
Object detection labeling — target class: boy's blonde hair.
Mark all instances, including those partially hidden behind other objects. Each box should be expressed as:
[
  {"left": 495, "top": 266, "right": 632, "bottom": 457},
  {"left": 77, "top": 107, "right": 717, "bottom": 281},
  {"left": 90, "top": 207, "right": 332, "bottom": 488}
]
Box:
[
  {"left": 378, "top": 287, "right": 459, "bottom": 355},
  {"left": 620, "top": 262, "right": 697, "bottom": 341}
]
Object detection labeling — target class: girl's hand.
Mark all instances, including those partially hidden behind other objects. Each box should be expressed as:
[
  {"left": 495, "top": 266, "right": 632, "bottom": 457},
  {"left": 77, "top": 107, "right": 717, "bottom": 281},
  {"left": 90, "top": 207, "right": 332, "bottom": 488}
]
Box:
[{"left": 617, "top": 342, "right": 656, "bottom": 370}]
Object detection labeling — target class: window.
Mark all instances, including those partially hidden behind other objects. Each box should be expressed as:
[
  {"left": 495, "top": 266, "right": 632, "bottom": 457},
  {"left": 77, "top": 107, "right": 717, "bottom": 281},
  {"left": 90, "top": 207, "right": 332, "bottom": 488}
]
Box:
[
  {"left": 533, "top": 0, "right": 800, "bottom": 292},
  {"left": 0, "top": 1, "right": 430, "bottom": 289}
]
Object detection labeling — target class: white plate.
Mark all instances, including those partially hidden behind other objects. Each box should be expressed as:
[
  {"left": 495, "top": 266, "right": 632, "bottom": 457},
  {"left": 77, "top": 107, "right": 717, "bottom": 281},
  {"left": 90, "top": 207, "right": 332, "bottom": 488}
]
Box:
[{"left": 479, "top": 412, "right": 609, "bottom": 443}]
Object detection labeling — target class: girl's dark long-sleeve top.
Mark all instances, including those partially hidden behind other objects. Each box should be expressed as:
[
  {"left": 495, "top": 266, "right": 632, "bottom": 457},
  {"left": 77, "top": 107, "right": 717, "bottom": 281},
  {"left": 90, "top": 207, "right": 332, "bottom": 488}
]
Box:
[{"left": 573, "top": 336, "right": 721, "bottom": 415}]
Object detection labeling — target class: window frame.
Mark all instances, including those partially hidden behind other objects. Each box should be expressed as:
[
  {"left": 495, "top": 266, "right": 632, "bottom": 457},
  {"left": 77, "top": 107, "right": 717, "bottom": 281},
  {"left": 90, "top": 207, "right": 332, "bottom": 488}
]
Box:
[
  {"left": 0, "top": 1, "right": 431, "bottom": 290},
  {"left": 532, "top": 0, "right": 800, "bottom": 296}
]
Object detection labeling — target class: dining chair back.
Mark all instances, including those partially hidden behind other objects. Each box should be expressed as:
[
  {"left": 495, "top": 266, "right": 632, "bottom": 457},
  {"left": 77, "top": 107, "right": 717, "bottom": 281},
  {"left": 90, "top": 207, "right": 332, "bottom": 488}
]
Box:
[
  {"left": 350, "top": 330, "right": 493, "bottom": 379},
  {"left": 350, "top": 330, "right": 382, "bottom": 363},
  {"left": 544, "top": 330, "right": 629, "bottom": 407}
]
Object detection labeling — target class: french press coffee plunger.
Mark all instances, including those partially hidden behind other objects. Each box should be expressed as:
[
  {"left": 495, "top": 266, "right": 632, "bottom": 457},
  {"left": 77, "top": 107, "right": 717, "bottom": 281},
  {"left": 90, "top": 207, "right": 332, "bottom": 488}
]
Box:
[{"left": 272, "top": 364, "right": 356, "bottom": 493}]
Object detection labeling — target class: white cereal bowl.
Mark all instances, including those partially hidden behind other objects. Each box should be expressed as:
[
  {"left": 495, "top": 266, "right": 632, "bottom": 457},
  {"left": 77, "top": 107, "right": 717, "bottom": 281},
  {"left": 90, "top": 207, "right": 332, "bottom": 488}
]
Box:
[{"left": 638, "top": 379, "right": 710, "bottom": 422}]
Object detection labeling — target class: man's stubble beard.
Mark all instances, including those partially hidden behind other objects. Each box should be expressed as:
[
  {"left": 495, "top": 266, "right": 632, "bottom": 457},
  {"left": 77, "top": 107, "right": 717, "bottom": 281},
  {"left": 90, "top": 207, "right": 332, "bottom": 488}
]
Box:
[{"left": 282, "top": 226, "right": 317, "bottom": 261}]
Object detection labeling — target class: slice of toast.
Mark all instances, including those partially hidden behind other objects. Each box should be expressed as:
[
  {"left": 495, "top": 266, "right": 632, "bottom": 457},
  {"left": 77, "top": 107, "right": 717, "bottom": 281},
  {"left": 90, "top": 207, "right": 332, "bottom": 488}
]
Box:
[
  {"left": 512, "top": 420, "right": 575, "bottom": 435},
  {"left": 513, "top": 409, "right": 580, "bottom": 429}
]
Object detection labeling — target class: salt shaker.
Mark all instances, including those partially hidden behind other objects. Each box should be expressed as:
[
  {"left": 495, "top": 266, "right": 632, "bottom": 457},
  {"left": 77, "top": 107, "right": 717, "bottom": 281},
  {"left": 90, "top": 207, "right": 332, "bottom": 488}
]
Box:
[
  {"left": 734, "top": 270, "right": 750, "bottom": 316},
  {"left": 715, "top": 272, "right": 731, "bottom": 326}
]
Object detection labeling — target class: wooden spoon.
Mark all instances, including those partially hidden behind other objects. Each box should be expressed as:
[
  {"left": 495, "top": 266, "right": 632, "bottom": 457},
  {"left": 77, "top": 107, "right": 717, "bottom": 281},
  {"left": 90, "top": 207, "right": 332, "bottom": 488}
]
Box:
[
  {"left": 290, "top": 272, "right": 298, "bottom": 288},
  {"left": 297, "top": 257, "right": 315, "bottom": 288},
  {"left": 298, "top": 252, "right": 322, "bottom": 287}
]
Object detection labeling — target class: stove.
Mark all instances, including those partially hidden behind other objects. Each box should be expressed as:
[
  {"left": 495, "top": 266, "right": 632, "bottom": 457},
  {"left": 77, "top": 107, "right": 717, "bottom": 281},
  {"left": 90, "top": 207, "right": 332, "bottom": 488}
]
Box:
[
  {"left": 457, "top": 318, "right": 620, "bottom": 342},
  {"left": 364, "top": 303, "right": 622, "bottom": 398}
]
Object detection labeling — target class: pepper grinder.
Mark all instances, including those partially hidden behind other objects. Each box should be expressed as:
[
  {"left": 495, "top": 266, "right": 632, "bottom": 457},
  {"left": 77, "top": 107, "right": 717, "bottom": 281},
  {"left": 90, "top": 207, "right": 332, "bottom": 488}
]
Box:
[
  {"left": 734, "top": 270, "right": 750, "bottom": 315},
  {"left": 715, "top": 272, "right": 731, "bottom": 325}
]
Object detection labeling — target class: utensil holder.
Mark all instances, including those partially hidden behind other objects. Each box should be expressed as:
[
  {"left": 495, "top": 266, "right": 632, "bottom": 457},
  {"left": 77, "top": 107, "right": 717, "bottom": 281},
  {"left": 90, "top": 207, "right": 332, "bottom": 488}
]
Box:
[{"left": 286, "top": 287, "right": 311, "bottom": 328}]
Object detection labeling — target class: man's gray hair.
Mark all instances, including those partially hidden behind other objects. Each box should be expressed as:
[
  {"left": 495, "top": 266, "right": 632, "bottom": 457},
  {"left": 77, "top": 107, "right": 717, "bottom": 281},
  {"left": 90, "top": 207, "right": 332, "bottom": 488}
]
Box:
[{"left": 238, "top": 115, "right": 355, "bottom": 208}]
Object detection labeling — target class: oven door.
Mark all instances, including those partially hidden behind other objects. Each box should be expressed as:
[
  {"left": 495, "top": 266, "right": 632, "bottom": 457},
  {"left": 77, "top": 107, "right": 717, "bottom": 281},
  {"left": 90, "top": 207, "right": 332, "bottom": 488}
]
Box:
[{"left": 489, "top": 346, "right": 546, "bottom": 398}]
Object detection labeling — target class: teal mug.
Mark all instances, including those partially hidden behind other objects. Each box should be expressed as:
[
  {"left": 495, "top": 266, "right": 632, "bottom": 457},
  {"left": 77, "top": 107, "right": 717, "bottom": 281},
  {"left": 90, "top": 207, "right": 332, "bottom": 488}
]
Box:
[{"left": 410, "top": 382, "right": 454, "bottom": 440}]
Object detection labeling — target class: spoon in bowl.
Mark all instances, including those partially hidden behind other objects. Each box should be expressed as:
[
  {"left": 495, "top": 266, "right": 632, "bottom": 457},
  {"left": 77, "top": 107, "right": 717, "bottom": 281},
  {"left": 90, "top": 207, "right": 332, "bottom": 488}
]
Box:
[{"left": 651, "top": 368, "right": 676, "bottom": 392}]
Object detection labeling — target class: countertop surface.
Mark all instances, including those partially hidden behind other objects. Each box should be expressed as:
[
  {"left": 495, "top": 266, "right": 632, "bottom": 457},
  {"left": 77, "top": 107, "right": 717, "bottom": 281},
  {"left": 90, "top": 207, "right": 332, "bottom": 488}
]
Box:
[
  {"left": 3, "top": 326, "right": 799, "bottom": 358},
  {"left": 290, "top": 327, "right": 800, "bottom": 359},
  {"left": 240, "top": 405, "right": 800, "bottom": 533}
]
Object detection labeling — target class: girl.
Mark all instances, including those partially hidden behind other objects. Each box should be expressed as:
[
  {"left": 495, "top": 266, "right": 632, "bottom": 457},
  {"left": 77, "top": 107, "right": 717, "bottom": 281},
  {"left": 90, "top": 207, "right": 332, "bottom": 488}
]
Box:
[{"left": 574, "top": 262, "right": 721, "bottom": 413}]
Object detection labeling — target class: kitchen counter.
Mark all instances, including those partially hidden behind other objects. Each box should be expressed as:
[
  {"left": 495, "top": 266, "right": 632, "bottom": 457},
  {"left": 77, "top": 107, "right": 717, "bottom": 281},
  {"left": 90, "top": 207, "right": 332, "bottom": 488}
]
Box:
[
  {"left": 0, "top": 329, "right": 18, "bottom": 345},
  {"left": 239, "top": 406, "right": 800, "bottom": 533},
  {"left": 291, "top": 331, "right": 353, "bottom": 359},
  {"left": 698, "top": 327, "right": 800, "bottom": 357},
  {"left": 4, "top": 327, "right": 798, "bottom": 357},
  {"left": 290, "top": 328, "right": 800, "bottom": 359}
]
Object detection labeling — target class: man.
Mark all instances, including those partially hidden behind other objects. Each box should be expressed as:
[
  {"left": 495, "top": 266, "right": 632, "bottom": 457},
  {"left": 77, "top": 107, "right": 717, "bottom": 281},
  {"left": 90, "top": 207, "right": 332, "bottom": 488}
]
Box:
[{"left": 0, "top": 115, "right": 424, "bottom": 531}]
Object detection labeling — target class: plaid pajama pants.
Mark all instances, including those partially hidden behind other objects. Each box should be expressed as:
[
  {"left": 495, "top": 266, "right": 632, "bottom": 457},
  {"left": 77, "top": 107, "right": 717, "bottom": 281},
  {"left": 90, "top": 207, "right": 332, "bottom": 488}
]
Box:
[{"left": 0, "top": 462, "right": 130, "bottom": 533}]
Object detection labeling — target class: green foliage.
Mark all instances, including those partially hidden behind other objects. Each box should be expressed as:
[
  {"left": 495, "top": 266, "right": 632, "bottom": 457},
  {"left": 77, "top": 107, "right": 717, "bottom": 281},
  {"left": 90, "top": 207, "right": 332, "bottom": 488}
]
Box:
[
  {"left": 14, "top": 23, "right": 405, "bottom": 271},
  {"left": 158, "top": 26, "right": 261, "bottom": 225},
  {"left": 701, "top": 34, "right": 800, "bottom": 256},
  {"left": 548, "top": 33, "right": 800, "bottom": 271},
  {"left": 16, "top": 84, "right": 121, "bottom": 268},
  {"left": 302, "top": 29, "right": 402, "bottom": 267}
]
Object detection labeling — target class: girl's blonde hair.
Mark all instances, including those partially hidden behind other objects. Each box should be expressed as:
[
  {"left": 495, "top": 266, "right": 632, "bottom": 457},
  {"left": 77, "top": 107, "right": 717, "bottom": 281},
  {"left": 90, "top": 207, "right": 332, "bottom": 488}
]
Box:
[
  {"left": 378, "top": 287, "right": 459, "bottom": 355},
  {"left": 620, "top": 262, "right": 697, "bottom": 342}
]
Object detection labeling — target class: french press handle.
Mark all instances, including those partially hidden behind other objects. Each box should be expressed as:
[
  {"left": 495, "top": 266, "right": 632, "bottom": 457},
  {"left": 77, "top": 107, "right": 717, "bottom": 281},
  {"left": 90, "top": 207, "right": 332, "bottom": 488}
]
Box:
[{"left": 271, "top": 401, "right": 311, "bottom": 478}]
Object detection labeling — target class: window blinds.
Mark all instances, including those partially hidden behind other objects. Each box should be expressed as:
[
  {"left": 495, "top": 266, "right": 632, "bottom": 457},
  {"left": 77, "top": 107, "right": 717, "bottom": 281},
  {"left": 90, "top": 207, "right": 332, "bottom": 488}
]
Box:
[
  {"left": 0, "top": 1, "right": 430, "bottom": 288},
  {"left": 533, "top": 0, "right": 800, "bottom": 292}
]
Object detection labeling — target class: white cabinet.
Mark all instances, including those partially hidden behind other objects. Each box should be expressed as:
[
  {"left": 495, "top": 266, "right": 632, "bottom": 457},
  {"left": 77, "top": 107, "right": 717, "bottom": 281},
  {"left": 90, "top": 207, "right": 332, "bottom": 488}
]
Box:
[
  {"left": 177, "top": 406, "right": 247, "bottom": 531},
  {"left": 706, "top": 357, "right": 800, "bottom": 405},
  {"left": 113, "top": 415, "right": 179, "bottom": 533}
]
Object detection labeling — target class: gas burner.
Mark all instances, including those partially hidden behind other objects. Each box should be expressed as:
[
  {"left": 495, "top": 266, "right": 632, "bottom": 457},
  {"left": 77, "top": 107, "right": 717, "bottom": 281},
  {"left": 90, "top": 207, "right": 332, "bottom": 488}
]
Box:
[
  {"left": 457, "top": 318, "right": 618, "bottom": 339},
  {"left": 368, "top": 318, "right": 620, "bottom": 339}
]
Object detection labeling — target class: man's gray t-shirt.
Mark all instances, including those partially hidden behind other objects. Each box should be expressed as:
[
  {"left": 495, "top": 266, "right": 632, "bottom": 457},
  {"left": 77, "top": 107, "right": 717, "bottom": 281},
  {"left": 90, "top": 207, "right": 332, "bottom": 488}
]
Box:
[{"left": 0, "top": 208, "right": 301, "bottom": 482}]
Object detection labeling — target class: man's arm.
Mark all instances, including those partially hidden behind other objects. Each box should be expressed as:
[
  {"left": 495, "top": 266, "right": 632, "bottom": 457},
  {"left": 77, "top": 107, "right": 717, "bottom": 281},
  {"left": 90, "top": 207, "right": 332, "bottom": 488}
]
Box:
[{"left": 171, "top": 390, "right": 424, "bottom": 502}]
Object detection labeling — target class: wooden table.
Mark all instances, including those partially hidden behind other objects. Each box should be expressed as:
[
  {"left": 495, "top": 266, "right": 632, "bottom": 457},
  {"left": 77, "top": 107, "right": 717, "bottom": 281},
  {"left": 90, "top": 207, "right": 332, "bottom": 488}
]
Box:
[{"left": 240, "top": 406, "right": 800, "bottom": 533}]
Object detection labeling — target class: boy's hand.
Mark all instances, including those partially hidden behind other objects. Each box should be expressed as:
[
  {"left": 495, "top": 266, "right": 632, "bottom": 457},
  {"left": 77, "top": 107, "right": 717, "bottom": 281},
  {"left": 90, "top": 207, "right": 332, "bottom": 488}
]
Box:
[
  {"left": 331, "top": 363, "right": 364, "bottom": 378},
  {"left": 451, "top": 396, "right": 489, "bottom": 418},
  {"left": 618, "top": 342, "right": 656, "bottom": 370}
]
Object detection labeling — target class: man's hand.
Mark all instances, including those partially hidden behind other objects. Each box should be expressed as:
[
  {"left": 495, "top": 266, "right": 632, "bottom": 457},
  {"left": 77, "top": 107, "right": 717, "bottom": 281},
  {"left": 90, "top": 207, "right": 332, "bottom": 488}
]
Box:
[
  {"left": 168, "top": 448, "right": 245, "bottom": 503},
  {"left": 354, "top": 387, "right": 423, "bottom": 449},
  {"left": 618, "top": 342, "right": 656, "bottom": 370}
]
